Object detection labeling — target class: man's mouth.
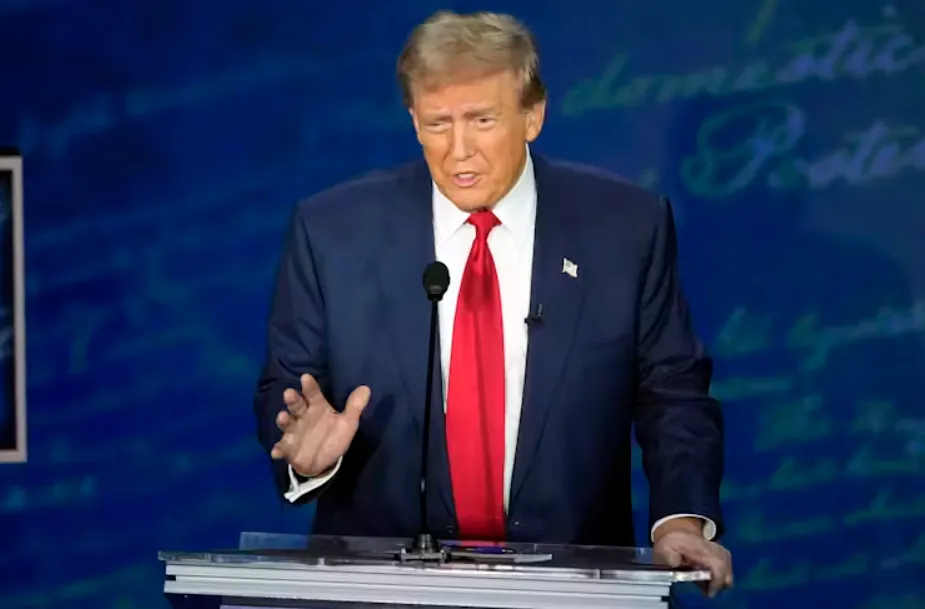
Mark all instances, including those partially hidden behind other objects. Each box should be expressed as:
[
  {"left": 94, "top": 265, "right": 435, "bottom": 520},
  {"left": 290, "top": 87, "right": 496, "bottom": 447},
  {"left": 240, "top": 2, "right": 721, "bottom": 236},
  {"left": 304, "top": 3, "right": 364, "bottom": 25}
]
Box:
[{"left": 452, "top": 173, "right": 479, "bottom": 187}]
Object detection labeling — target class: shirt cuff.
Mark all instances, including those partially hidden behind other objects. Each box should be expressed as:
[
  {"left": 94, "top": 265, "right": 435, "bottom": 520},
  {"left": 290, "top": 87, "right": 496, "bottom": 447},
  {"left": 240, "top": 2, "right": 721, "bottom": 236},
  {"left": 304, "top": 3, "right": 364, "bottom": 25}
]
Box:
[
  {"left": 283, "top": 457, "right": 342, "bottom": 503},
  {"left": 650, "top": 514, "right": 717, "bottom": 542}
]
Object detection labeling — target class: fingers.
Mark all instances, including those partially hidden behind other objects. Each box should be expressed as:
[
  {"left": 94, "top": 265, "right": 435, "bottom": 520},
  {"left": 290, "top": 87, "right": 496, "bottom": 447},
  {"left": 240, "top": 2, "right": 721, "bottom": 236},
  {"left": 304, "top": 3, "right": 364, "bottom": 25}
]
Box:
[
  {"left": 698, "top": 544, "right": 732, "bottom": 598},
  {"left": 270, "top": 441, "right": 285, "bottom": 459},
  {"left": 271, "top": 410, "right": 299, "bottom": 460},
  {"left": 656, "top": 533, "right": 733, "bottom": 599},
  {"left": 343, "top": 385, "right": 371, "bottom": 421},
  {"left": 659, "top": 546, "right": 683, "bottom": 568},
  {"left": 276, "top": 409, "right": 294, "bottom": 430},
  {"left": 714, "top": 548, "right": 733, "bottom": 596},
  {"left": 271, "top": 378, "right": 370, "bottom": 474},
  {"left": 283, "top": 388, "right": 307, "bottom": 416},
  {"left": 683, "top": 538, "right": 716, "bottom": 566},
  {"left": 708, "top": 571, "right": 725, "bottom": 598},
  {"left": 722, "top": 547, "right": 733, "bottom": 587},
  {"left": 300, "top": 374, "right": 325, "bottom": 405},
  {"left": 270, "top": 424, "right": 295, "bottom": 460},
  {"left": 284, "top": 374, "right": 327, "bottom": 419}
]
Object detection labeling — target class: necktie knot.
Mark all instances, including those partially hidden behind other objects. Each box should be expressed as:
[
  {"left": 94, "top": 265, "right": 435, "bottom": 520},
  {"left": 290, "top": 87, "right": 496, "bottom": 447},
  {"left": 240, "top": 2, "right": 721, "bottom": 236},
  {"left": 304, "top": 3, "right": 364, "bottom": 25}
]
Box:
[{"left": 467, "top": 210, "right": 500, "bottom": 241}]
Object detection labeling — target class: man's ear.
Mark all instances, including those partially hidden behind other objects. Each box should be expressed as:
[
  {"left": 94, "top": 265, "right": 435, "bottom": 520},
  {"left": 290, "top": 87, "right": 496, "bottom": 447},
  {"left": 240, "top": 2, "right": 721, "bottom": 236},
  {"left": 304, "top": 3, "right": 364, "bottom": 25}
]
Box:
[
  {"left": 525, "top": 99, "right": 546, "bottom": 142},
  {"left": 409, "top": 109, "right": 423, "bottom": 144}
]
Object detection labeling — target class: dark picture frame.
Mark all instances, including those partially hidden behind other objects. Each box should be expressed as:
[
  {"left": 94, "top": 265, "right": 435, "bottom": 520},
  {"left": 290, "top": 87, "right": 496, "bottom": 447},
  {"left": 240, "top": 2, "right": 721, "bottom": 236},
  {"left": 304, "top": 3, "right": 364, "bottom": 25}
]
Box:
[{"left": 0, "top": 151, "right": 26, "bottom": 463}]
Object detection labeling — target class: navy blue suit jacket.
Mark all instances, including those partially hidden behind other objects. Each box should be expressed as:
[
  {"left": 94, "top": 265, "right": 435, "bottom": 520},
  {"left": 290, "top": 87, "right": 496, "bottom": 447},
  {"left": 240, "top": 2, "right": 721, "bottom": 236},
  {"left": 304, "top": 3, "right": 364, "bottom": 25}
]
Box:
[{"left": 254, "top": 155, "right": 724, "bottom": 547}]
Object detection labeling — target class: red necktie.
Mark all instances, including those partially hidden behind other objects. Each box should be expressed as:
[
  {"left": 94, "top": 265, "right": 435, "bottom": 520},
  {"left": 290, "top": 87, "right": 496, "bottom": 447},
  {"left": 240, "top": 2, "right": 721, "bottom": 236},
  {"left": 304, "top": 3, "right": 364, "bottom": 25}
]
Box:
[{"left": 445, "top": 210, "right": 506, "bottom": 541}]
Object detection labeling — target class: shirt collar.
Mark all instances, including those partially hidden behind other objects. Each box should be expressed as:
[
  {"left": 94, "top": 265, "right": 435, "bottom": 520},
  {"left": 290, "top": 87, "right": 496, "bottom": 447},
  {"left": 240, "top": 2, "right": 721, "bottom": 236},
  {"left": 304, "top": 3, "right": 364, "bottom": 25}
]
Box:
[{"left": 432, "top": 147, "right": 536, "bottom": 246}]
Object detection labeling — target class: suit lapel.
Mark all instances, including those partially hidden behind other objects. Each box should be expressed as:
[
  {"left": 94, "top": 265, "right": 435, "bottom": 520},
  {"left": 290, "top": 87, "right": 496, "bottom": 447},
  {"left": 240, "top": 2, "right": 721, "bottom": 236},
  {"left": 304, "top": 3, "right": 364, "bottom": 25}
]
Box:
[
  {"left": 509, "top": 156, "right": 585, "bottom": 509},
  {"left": 378, "top": 161, "right": 456, "bottom": 524}
]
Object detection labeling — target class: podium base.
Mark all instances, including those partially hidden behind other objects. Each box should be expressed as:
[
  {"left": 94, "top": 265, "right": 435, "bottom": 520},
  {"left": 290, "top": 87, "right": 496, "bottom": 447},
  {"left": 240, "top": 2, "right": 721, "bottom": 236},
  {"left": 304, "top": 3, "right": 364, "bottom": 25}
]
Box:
[{"left": 397, "top": 533, "right": 447, "bottom": 563}]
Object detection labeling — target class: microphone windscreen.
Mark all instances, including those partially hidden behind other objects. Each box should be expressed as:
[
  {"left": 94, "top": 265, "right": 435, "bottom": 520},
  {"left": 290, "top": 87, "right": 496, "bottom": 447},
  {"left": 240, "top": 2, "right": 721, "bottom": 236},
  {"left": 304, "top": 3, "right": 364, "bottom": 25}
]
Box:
[{"left": 422, "top": 261, "right": 450, "bottom": 300}]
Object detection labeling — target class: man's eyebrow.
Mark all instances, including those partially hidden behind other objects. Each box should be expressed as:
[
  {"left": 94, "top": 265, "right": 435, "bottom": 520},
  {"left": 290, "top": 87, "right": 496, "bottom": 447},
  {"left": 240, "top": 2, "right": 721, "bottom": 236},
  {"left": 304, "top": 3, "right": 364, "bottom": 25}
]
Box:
[
  {"left": 421, "top": 106, "right": 501, "bottom": 121},
  {"left": 463, "top": 106, "right": 501, "bottom": 119}
]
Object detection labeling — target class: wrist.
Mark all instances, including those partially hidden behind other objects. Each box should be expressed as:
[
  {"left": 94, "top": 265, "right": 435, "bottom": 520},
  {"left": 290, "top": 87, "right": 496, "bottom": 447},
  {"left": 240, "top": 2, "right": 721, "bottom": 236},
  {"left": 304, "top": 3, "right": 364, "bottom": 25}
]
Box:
[{"left": 653, "top": 517, "right": 703, "bottom": 543}]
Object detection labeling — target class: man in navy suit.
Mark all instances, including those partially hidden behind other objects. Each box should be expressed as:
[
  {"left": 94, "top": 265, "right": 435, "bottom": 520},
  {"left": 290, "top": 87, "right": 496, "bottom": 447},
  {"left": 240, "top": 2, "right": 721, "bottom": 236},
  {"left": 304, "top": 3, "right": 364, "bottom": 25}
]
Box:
[{"left": 255, "top": 10, "right": 733, "bottom": 597}]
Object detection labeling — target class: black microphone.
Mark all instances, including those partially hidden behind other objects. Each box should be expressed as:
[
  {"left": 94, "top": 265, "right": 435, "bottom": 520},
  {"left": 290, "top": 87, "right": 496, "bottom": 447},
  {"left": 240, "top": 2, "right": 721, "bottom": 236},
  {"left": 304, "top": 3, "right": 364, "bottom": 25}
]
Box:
[
  {"left": 525, "top": 304, "right": 544, "bottom": 325},
  {"left": 402, "top": 261, "right": 450, "bottom": 562}
]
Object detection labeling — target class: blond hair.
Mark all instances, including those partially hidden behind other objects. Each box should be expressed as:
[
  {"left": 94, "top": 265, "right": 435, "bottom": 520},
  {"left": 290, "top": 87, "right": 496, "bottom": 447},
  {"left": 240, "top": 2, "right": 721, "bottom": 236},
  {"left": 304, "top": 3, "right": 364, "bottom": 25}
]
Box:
[{"left": 397, "top": 11, "right": 547, "bottom": 109}]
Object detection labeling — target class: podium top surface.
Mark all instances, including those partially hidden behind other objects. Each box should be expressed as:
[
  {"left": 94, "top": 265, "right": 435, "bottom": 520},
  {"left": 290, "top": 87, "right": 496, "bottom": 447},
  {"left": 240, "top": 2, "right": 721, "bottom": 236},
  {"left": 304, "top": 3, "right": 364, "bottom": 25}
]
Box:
[{"left": 159, "top": 532, "right": 710, "bottom": 584}]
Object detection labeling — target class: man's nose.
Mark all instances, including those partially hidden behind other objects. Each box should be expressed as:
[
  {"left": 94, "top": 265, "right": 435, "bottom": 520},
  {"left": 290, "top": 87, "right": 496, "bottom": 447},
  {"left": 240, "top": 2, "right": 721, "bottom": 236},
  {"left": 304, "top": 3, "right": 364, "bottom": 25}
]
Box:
[{"left": 449, "top": 124, "right": 473, "bottom": 161}]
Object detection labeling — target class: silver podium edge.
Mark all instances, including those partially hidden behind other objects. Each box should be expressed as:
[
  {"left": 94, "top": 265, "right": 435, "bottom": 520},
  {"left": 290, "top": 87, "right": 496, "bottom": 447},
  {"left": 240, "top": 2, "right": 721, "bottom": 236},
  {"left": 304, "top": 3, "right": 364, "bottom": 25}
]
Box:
[{"left": 160, "top": 533, "right": 708, "bottom": 609}]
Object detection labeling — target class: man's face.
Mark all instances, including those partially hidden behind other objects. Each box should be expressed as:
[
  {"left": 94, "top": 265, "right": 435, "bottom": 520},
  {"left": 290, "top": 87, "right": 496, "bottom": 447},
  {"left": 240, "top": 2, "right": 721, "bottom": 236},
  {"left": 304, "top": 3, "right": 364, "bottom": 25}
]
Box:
[{"left": 409, "top": 70, "right": 546, "bottom": 211}]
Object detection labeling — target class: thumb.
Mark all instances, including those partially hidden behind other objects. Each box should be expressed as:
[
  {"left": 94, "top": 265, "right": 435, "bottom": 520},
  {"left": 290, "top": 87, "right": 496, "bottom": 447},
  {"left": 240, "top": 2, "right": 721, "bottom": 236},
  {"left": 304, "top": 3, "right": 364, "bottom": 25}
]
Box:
[
  {"left": 656, "top": 543, "right": 684, "bottom": 568},
  {"left": 342, "top": 385, "right": 371, "bottom": 421}
]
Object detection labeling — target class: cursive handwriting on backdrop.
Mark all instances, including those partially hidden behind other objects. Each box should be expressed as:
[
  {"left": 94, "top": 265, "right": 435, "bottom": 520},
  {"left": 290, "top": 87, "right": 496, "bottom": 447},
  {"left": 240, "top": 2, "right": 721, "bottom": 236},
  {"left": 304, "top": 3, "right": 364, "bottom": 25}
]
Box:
[{"left": 562, "top": 17, "right": 923, "bottom": 117}]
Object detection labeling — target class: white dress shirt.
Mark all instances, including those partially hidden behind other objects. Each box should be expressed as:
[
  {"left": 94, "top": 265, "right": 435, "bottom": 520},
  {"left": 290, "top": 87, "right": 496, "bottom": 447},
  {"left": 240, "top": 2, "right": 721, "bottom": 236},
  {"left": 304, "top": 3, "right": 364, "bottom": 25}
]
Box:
[{"left": 283, "top": 150, "right": 715, "bottom": 541}]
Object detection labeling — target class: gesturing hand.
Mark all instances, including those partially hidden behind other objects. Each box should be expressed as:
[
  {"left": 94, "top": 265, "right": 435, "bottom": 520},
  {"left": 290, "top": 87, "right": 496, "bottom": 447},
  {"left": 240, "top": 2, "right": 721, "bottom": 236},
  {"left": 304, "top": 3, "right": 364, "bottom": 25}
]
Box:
[{"left": 270, "top": 374, "right": 371, "bottom": 478}]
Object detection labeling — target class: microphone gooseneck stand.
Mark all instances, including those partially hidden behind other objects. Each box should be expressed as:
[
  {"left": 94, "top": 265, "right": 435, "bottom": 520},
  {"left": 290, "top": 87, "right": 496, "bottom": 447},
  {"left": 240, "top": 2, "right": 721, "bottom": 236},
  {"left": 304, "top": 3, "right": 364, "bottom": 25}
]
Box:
[{"left": 398, "top": 261, "right": 451, "bottom": 563}]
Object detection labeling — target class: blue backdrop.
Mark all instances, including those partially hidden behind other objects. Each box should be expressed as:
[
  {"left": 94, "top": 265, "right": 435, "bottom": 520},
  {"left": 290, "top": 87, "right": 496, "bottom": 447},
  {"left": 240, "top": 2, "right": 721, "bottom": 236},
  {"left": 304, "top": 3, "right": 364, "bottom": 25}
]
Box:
[{"left": 1, "top": 1, "right": 924, "bottom": 608}]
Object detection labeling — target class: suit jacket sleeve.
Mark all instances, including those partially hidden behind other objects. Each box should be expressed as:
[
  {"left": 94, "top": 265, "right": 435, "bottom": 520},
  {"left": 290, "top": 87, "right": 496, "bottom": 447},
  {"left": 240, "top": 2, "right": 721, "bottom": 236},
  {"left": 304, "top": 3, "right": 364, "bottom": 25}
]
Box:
[
  {"left": 633, "top": 196, "right": 725, "bottom": 538},
  {"left": 253, "top": 202, "right": 332, "bottom": 505}
]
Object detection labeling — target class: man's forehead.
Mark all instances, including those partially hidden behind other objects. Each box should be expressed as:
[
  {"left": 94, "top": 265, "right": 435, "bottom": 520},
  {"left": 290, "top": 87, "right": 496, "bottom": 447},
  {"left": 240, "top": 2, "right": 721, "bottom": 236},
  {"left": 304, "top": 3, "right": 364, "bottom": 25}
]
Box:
[{"left": 412, "top": 71, "right": 520, "bottom": 109}]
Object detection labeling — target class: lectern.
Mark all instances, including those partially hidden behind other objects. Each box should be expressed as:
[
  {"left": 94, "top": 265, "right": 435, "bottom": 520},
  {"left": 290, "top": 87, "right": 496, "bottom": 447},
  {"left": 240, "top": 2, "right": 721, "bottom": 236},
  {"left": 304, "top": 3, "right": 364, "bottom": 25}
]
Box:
[{"left": 160, "top": 532, "right": 707, "bottom": 609}]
